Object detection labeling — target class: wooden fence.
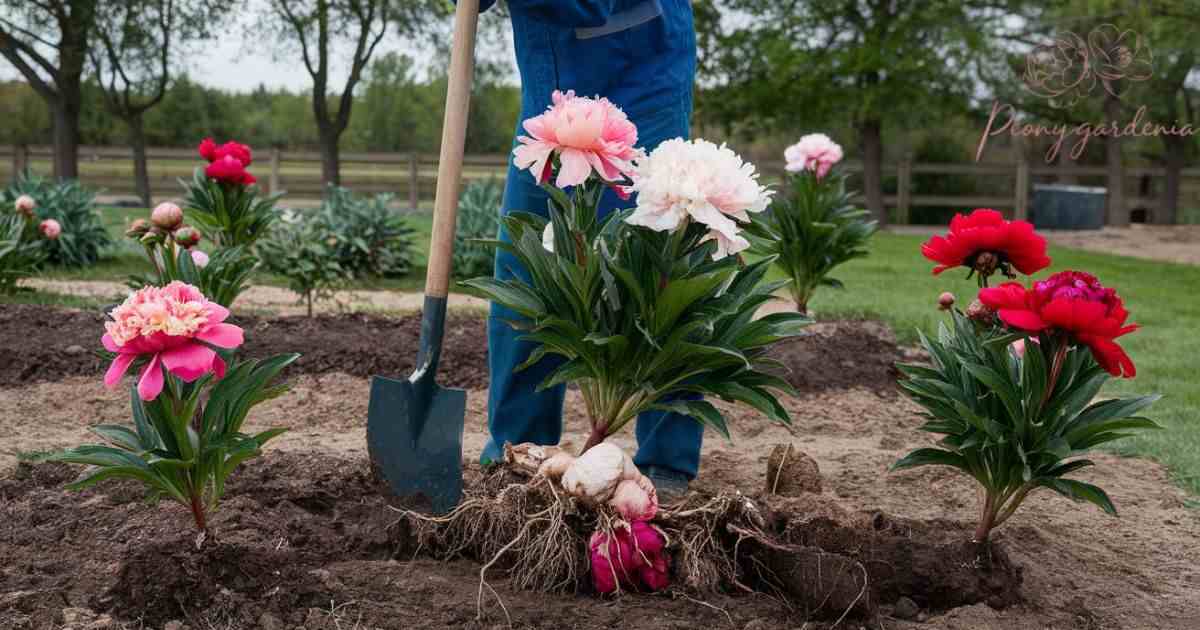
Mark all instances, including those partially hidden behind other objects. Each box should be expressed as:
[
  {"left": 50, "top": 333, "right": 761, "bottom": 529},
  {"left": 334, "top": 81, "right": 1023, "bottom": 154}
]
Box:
[{"left": 3, "top": 144, "right": 1197, "bottom": 223}]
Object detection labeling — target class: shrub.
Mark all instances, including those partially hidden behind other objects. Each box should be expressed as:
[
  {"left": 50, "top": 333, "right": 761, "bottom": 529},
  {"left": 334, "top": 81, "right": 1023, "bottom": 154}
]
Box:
[
  {"left": 0, "top": 214, "right": 46, "bottom": 293},
  {"left": 258, "top": 221, "right": 348, "bottom": 316},
  {"left": 453, "top": 178, "right": 502, "bottom": 278},
  {"left": 49, "top": 282, "right": 298, "bottom": 544},
  {"left": 3, "top": 172, "right": 110, "bottom": 266},
  {"left": 748, "top": 134, "right": 877, "bottom": 314},
  {"left": 310, "top": 186, "right": 415, "bottom": 278}
]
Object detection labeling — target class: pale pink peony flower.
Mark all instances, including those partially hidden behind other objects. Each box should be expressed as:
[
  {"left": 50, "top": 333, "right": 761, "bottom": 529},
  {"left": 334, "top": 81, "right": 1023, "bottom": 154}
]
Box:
[
  {"left": 625, "top": 138, "right": 771, "bottom": 260},
  {"left": 151, "top": 202, "right": 183, "bottom": 230},
  {"left": 784, "top": 133, "right": 844, "bottom": 178},
  {"left": 512, "top": 90, "right": 640, "bottom": 188},
  {"left": 1011, "top": 338, "right": 1026, "bottom": 359},
  {"left": 39, "top": 219, "right": 61, "bottom": 240},
  {"left": 102, "top": 282, "right": 244, "bottom": 401},
  {"left": 14, "top": 194, "right": 36, "bottom": 215},
  {"left": 190, "top": 249, "right": 210, "bottom": 268}
]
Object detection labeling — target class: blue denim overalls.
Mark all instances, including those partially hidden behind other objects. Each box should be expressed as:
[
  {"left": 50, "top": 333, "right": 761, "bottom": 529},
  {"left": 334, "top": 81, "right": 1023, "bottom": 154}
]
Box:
[{"left": 474, "top": 0, "right": 703, "bottom": 478}]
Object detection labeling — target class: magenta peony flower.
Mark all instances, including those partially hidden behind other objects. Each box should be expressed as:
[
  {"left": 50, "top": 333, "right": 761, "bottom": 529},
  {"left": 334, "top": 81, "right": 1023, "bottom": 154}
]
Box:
[
  {"left": 102, "top": 282, "right": 244, "bottom": 400},
  {"left": 784, "top": 133, "right": 844, "bottom": 178},
  {"left": 190, "top": 249, "right": 210, "bottom": 268},
  {"left": 198, "top": 137, "right": 219, "bottom": 162},
  {"left": 14, "top": 194, "right": 36, "bottom": 216},
  {"left": 626, "top": 138, "right": 771, "bottom": 260},
  {"left": 39, "top": 219, "right": 61, "bottom": 240},
  {"left": 512, "top": 90, "right": 640, "bottom": 188},
  {"left": 151, "top": 202, "right": 183, "bottom": 231},
  {"left": 205, "top": 154, "right": 257, "bottom": 186}
]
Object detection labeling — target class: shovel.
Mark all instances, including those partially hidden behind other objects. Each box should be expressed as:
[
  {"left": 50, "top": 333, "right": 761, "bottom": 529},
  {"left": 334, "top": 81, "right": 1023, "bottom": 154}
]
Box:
[{"left": 367, "top": 0, "right": 480, "bottom": 514}]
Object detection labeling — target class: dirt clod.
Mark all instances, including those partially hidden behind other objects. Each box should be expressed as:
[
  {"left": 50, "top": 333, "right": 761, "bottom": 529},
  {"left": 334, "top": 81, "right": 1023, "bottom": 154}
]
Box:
[{"left": 766, "top": 444, "right": 823, "bottom": 496}]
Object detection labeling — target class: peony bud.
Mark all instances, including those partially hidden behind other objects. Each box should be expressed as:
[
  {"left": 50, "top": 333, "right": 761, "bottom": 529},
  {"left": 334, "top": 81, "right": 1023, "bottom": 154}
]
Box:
[
  {"left": 14, "top": 194, "right": 35, "bottom": 216},
  {"left": 190, "top": 249, "right": 210, "bottom": 269},
  {"left": 965, "top": 299, "right": 993, "bottom": 323},
  {"left": 125, "top": 218, "right": 151, "bottom": 238},
  {"left": 150, "top": 202, "right": 183, "bottom": 231},
  {"left": 39, "top": 219, "right": 61, "bottom": 240},
  {"left": 937, "top": 292, "right": 955, "bottom": 311},
  {"left": 174, "top": 226, "right": 201, "bottom": 248}
]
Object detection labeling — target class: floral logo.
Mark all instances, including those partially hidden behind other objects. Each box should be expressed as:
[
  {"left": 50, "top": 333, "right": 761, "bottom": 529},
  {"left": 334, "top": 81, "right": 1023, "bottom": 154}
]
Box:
[{"left": 1023, "top": 24, "right": 1153, "bottom": 108}]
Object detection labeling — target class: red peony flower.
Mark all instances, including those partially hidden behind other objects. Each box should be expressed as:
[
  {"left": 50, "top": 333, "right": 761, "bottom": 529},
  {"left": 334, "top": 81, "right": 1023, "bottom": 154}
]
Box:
[
  {"left": 198, "top": 138, "right": 252, "bottom": 166},
  {"left": 978, "top": 270, "right": 1138, "bottom": 377},
  {"left": 205, "top": 154, "right": 257, "bottom": 186},
  {"left": 922, "top": 209, "right": 1051, "bottom": 282},
  {"left": 197, "top": 137, "right": 218, "bottom": 162}
]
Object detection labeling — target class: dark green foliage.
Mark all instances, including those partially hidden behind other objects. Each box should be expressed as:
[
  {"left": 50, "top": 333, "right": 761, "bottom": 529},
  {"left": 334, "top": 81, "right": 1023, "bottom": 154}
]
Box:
[
  {"left": 3, "top": 172, "right": 111, "bottom": 266},
  {"left": 464, "top": 178, "right": 808, "bottom": 444},
  {"left": 50, "top": 353, "right": 299, "bottom": 535},
  {"left": 746, "top": 168, "right": 877, "bottom": 313},
  {"left": 310, "top": 186, "right": 415, "bottom": 278},
  {"left": 258, "top": 221, "right": 348, "bottom": 317},
  {"left": 0, "top": 215, "right": 46, "bottom": 293},
  {"left": 893, "top": 309, "right": 1160, "bottom": 540},
  {"left": 181, "top": 168, "right": 280, "bottom": 248},
  {"left": 453, "top": 178, "right": 502, "bottom": 279}
]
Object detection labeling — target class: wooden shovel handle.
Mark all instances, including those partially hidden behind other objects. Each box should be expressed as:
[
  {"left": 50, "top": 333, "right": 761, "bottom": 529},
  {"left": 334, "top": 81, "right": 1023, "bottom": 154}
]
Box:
[{"left": 425, "top": 0, "right": 480, "bottom": 298}]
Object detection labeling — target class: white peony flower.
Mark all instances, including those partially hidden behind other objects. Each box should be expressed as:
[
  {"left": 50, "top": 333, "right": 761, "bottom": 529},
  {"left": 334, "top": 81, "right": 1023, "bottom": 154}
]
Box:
[
  {"left": 542, "top": 222, "right": 555, "bottom": 252},
  {"left": 625, "top": 138, "right": 771, "bottom": 260}
]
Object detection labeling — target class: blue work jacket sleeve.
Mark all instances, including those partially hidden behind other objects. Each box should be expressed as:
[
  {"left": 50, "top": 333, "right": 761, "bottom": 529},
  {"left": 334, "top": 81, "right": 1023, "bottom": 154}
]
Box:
[{"left": 458, "top": 0, "right": 617, "bottom": 28}]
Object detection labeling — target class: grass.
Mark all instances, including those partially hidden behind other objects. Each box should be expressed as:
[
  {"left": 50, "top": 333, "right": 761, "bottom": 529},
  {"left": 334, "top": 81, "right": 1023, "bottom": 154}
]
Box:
[
  {"left": 796, "top": 232, "right": 1200, "bottom": 495},
  {"left": 15, "top": 206, "right": 1200, "bottom": 495}
]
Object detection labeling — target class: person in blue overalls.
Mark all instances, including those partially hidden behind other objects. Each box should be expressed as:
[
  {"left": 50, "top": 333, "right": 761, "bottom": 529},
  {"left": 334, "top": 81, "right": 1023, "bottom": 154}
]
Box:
[{"left": 471, "top": 0, "right": 701, "bottom": 497}]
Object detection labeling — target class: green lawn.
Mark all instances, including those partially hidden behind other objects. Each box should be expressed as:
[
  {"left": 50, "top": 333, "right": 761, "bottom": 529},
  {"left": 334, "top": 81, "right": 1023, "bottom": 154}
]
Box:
[
  {"left": 797, "top": 232, "right": 1200, "bottom": 496},
  {"left": 20, "top": 209, "right": 1200, "bottom": 496}
]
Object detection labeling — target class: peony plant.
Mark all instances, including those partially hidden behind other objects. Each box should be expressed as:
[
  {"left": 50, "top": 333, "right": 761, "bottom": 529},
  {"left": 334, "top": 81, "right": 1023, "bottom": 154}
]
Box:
[
  {"left": 746, "top": 134, "right": 877, "bottom": 314},
  {"left": 893, "top": 211, "right": 1159, "bottom": 542},
  {"left": 468, "top": 91, "right": 807, "bottom": 457},
  {"left": 184, "top": 138, "right": 280, "bottom": 247},
  {"left": 49, "top": 282, "right": 298, "bottom": 545}
]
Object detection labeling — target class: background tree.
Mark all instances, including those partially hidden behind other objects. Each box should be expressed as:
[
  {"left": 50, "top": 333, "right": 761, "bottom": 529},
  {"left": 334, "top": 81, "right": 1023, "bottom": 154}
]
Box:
[
  {"left": 0, "top": 0, "right": 96, "bottom": 179},
  {"left": 696, "top": 0, "right": 997, "bottom": 224},
  {"left": 89, "top": 0, "right": 216, "bottom": 206},
  {"left": 261, "top": 0, "right": 443, "bottom": 186}
]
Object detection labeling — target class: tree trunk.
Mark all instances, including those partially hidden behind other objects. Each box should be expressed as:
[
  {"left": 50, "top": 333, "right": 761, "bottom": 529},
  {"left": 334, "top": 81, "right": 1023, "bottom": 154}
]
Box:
[
  {"left": 51, "top": 99, "right": 81, "bottom": 180},
  {"left": 1161, "top": 136, "right": 1186, "bottom": 225},
  {"left": 1103, "top": 95, "right": 1127, "bottom": 227},
  {"left": 318, "top": 125, "right": 341, "bottom": 187},
  {"left": 127, "top": 114, "right": 152, "bottom": 208},
  {"left": 858, "top": 118, "right": 886, "bottom": 225}
]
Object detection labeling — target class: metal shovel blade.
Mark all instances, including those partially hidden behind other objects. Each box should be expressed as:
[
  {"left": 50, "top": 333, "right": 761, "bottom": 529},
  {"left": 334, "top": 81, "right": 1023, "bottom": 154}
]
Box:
[{"left": 366, "top": 296, "right": 466, "bottom": 515}]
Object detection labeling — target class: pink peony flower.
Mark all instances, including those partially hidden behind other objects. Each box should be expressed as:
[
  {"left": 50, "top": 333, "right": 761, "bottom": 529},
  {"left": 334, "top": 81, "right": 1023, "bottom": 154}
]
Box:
[
  {"left": 626, "top": 138, "right": 771, "bottom": 260},
  {"left": 784, "top": 133, "right": 844, "bottom": 178},
  {"left": 609, "top": 475, "right": 658, "bottom": 522},
  {"left": 39, "top": 219, "right": 61, "bottom": 240},
  {"left": 512, "top": 90, "right": 640, "bottom": 188},
  {"left": 190, "top": 249, "right": 210, "bottom": 268},
  {"left": 14, "top": 194, "right": 36, "bottom": 215},
  {"left": 151, "top": 202, "right": 183, "bottom": 230},
  {"left": 102, "top": 282, "right": 244, "bottom": 400}
]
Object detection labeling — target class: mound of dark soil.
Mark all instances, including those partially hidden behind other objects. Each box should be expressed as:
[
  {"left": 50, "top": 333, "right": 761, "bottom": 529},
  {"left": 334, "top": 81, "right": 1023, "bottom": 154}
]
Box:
[{"left": 0, "top": 304, "right": 909, "bottom": 397}]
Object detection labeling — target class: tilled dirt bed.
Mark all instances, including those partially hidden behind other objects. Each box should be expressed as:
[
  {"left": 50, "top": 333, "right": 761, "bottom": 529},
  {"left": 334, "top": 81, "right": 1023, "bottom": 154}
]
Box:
[{"left": 2, "top": 305, "right": 1199, "bottom": 630}]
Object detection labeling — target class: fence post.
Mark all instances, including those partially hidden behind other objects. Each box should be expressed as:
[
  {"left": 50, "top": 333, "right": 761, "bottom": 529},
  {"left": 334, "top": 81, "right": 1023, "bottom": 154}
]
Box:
[
  {"left": 408, "top": 152, "right": 419, "bottom": 212},
  {"left": 12, "top": 144, "right": 28, "bottom": 183},
  {"left": 1014, "top": 155, "right": 1030, "bottom": 221},
  {"left": 896, "top": 154, "right": 913, "bottom": 225},
  {"left": 269, "top": 147, "right": 281, "bottom": 194}
]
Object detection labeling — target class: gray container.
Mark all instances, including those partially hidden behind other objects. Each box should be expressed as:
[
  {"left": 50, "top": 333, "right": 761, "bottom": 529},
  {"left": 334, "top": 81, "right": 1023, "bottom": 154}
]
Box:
[{"left": 1030, "top": 184, "right": 1107, "bottom": 230}]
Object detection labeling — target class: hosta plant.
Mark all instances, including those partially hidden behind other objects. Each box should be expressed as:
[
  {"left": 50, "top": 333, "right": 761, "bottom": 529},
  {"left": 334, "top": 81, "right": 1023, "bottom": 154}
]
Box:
[
  {"left": 895, "top": 219, "right": 1158, "bottom": 542},
  {"left": 3, "top": 172, "right": 110, "bottom": 266},
  {"left": 453, "top": 178, "right": 503, "bottom": 278},
  {"left": 49, "top": 282, "right": 298, "bottom": 545},
  {"left": 746, "top": 134, "right": 876, "bottom": 314},
  {"left": 468, "top": 91, "right": 807, "bottom": 453}
]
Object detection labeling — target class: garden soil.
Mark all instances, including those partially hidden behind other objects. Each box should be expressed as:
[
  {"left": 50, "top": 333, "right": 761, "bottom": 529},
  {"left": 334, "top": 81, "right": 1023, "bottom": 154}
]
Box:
[{"left": 2, "top": 306, "right": 1199, "bottom": 629}]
